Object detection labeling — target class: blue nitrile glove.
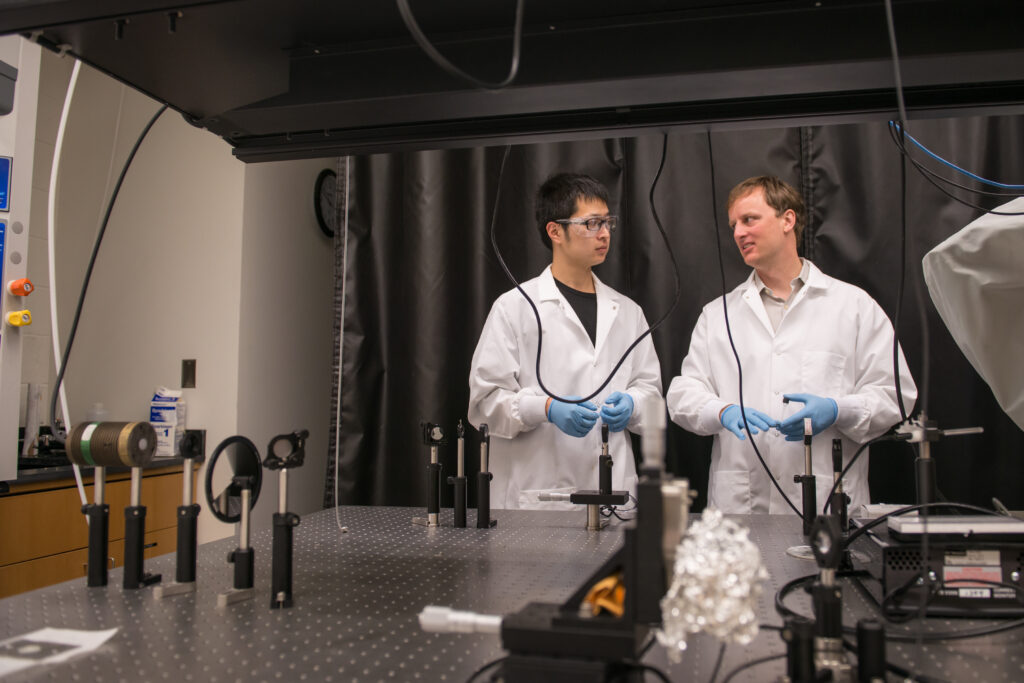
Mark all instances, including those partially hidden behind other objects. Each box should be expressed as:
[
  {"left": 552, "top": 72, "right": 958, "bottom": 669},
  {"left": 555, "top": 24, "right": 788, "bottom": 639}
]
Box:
[
  {"left": 600, "top": 392, "right": 634, "bottom": 433},
  {"left": 720, "top": 405, "right": 777, "bottom": 440},
  {"left": 778, "top": 393, "right": 838, "bottom": 441},
  {"left": 548, "top": 396, "right": 600, "bottom": 437}
]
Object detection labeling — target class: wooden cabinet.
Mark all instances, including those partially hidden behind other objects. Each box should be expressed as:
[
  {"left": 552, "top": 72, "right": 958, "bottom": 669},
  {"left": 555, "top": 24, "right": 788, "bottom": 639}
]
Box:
[{"left": 0, "top": 464, "right": 193, "bottom": 597}]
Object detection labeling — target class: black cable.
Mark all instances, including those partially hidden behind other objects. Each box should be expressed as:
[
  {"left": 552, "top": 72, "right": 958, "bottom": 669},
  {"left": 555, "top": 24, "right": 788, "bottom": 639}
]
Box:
[
  {"left": 892, "top": 118, "right": 910, "bottom": 422},
  {"left": 49, "top": 104, "right": 168, "bottom": 436},
  {"left": 823, "top": 433, "right": 905, "bottom": 514},
  {"left": 841, "top": 638, "right": 952, "bottom": 683},
  {"left": 887, "top": 124, "right": 1024, "bottom": 216},
  {"left": 887, "top": 125, "right": 1023, "bottom": 199},
  {"left": 774, "top": 572, "right": 817, "bottom": 621},
  {"left": 705, "top": 131, "right": 803, "bottom": 519},
  {"left": 885, "top": 617, "right": 1024, "bottom": 643},
  {"left": 635, "top": 632, "right": 657, "bottom": 660},
  {"left": 719, "top": 653, "right": 786, "bottom": 683},
  {"left": 779, "top": 570, "right": 1024, "bottom": 643},
  {"left": 882, "top": 577, "right": 1024, "bottom": 623},
  {"left": 884, "top": 0, "right": 908, "bottom": 126},
  {"left": 396, "top": 0, "right": 524, "bottom": 91},
  {"left": 466, "top": 656, "right": 507, "bottom": 683},
  {"left": 707, "top": 641, "right": 727, "bottom": 683},
  {"left": 841, "top": 501, "right": 1004, "bottom": 551},
  {"left": 488, "top": 135, "right": 682, "bottom": 405}
]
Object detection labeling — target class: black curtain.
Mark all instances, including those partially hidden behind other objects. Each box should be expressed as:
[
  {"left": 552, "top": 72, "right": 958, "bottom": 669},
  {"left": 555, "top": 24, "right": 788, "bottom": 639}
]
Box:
[{"left": 325, "top": 116, "right": 1024, "bottom": 512}]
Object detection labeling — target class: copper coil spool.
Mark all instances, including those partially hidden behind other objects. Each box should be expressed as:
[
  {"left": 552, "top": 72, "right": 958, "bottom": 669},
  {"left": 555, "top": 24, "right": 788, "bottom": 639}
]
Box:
[{"left": 67, "top": 421, "right": 157, "bottom": 468}]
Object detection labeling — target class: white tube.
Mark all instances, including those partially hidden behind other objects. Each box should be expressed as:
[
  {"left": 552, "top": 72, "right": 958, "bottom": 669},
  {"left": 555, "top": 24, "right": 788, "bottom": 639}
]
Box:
[
  {"left": 334, "top": 156, "right": 351, "bottom": 534},
  {"left": 48, "top": 58, "right": 86, "bottom": 507}
]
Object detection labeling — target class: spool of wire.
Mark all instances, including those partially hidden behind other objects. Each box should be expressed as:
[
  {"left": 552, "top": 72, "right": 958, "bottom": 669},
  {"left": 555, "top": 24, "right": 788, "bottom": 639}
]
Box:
[{"left": 67, "top": 421, "right": 157, "bottom": 468}]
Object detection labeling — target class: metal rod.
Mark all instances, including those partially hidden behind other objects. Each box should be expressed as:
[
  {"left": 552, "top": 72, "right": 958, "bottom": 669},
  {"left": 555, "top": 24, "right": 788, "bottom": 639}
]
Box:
[
  {"left": 130, "top": 467, "right": 142, "bottom": 507},
  {"left": 941, "top": 427, "right": 984, "bottom": 437},
  {"left": 804, "top": 418, "right": 813, "bottom": 476},
  {"left": 95, "top": 466, "right": 106, "bottom": 504},
  {"left": 457, "top": 427, "right": 465, "bottom": 478},
  {"left": 183, "top": 458, "right": 194, "bottom": 506},
  {"left": 279, "top": 468, "right": 288, "bottom": 515},
  {"left": 240, "top": 488, "right": 251, "bottom": 551},
  {"left": 430, "top": 444, "right": 438, "bottom": 465}
]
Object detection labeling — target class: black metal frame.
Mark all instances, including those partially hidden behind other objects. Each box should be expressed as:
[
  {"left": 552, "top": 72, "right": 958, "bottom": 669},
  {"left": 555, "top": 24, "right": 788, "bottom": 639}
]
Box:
[{"left": 3, "top": 0, "right": 1023, "bottom": 161}]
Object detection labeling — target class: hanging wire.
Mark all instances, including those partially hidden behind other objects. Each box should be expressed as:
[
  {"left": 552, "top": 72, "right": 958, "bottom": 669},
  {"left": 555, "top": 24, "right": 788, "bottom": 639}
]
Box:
[{"left": 396, "top": 0, "right": 524, "bottom": 91}]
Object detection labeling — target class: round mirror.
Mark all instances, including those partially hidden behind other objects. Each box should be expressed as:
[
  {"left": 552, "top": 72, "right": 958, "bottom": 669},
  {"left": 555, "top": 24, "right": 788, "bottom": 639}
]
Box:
[{"left": 204, "top": 435, "right": 263, "bottom": 523}]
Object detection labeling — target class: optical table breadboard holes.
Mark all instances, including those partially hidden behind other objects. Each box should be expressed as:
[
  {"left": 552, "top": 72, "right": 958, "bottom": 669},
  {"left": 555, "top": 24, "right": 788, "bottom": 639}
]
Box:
[{"left": 1, "top": 510, "right": 1021, "bottom": 682}]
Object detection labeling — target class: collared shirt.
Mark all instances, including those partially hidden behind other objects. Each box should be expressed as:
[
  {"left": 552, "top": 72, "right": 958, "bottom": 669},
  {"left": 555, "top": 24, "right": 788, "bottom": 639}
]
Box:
[{"left": 753, "top": 259, "right": 811, "bottom": 333}]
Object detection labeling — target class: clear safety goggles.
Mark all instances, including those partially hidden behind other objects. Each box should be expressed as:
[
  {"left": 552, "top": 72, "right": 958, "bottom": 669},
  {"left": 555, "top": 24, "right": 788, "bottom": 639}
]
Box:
[{"left": 555, "top": 215, "right": 618, "bottom": 236}]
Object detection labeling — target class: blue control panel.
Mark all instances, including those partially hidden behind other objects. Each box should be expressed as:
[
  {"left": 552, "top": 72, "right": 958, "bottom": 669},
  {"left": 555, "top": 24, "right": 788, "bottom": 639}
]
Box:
[{"left": 0, "top": 156, "right": 10, "bottom": 211}]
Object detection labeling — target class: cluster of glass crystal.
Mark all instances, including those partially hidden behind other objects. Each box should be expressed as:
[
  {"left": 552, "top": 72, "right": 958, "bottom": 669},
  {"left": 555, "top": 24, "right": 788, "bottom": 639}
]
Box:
[{"left": 655, "top": 508, "right": 769, "bottom": 662}]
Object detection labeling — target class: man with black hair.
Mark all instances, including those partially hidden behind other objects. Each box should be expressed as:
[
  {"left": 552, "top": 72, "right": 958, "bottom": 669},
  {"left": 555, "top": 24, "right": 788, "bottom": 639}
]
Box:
[
  {"left": 666, "top": 175, "right": 916, "bottom": 514},
  {"left": 468, "top": 173, "right": 662, "bottom": 510}
]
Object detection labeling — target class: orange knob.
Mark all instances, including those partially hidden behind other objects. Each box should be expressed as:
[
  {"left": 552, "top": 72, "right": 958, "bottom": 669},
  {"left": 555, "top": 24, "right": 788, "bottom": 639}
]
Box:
[{"left": 7, "top": 278, "right": 33, "bottom": 296}]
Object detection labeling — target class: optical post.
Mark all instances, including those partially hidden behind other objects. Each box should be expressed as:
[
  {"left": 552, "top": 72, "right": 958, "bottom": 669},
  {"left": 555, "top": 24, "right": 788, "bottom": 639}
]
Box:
[
  {"left": 830, "top": 438, "right": 849, "bottom": 534},
  {"left": 123, "top": 463, "right": 162, "bottom": 589},
  {"left": 155, "top": 430, "right": 205, "bottom": 599},
  {"left": 477, "top": 423, "right": 496, "bottom": 528},
  {"left": 539, "top": 423, "right": 629, "bottom": 530},
  {"left": 265, "top": 429, "right": 307, "bottom": 609},
  {"left": 413, "top": 422, "right": 445, "bottom": 528},
  {"left": 448, "top": 420, "right": 468, "bottom": 528},
  {"left": 219, "top": 475, "right": 257, "bottom": 607}
]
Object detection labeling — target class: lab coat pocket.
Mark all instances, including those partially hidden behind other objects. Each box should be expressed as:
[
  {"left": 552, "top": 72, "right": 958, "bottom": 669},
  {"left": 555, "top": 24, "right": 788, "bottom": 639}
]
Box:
[
  {"left": 800, "top": 351, "right": 846, "bottom": 397},
  {"left": 709, "top": 469, "right": 751, "bottom": 514}
]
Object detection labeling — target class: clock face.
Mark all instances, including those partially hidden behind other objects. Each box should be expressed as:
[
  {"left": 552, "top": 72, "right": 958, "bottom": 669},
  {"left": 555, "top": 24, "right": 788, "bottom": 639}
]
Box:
[{"left": 314, "top": 168, "right": 338, "bottom": 238}]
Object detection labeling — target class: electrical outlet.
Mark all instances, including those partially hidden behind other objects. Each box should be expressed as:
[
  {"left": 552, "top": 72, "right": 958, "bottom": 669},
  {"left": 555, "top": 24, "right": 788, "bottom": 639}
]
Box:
[{"left": 181, "top": 359, "right": 196, "bottom": 388}]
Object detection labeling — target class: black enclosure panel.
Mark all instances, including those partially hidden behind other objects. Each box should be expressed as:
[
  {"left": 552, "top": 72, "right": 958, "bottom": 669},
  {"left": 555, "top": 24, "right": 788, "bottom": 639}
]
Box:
[{"left": 2, "top": 0, "right": 1024, "bottom": 161}]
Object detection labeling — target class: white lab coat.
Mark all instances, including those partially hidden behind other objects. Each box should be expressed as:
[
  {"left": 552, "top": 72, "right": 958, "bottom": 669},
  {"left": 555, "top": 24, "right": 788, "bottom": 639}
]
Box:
[
  {"left": 468, "top": 266, "right": 663, "bottom": 509},
  {"left": 666, "top": 261, "right": 917, "bottom": 514},
  {"left": 923, "top": 197, "right": 1024, "bottom": 431}
]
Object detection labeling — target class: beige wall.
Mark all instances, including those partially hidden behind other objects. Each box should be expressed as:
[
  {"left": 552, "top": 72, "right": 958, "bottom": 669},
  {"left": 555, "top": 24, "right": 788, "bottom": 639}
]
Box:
[
  {"left": 35, "top": 48, "right": 336, "bottom": 544},
  {"left": 237, "top": 159, "right": 335, "bottom": 531}
]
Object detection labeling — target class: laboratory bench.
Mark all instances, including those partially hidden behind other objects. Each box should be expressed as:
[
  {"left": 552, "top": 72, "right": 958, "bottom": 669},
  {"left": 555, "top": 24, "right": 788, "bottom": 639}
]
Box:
[
  {"left": 0, "top": 506, "right": 1021, "bottom": 682},
  {"left": 0, "top": 459, "right": 194, "bottom": 598}
]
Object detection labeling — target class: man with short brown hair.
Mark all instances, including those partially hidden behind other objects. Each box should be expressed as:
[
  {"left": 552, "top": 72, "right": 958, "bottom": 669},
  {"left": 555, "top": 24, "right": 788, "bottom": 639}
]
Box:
[{"left": 666, "top": 176, "right": 916, "bottom": 514}]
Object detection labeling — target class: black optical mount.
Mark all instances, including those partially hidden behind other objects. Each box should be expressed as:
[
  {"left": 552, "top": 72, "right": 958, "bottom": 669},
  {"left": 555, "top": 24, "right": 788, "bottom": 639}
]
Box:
[
  {"left": 225, "top": 475, "right": 256, "bottom": 594},
  {"left": 499, "top": 463, "right": 668, "bottom": 682},
  {"left": 123, "top": 464, "right": 162, "bottom": 589},
  {"left": 477, "top": 424, "right": 497, "bottom": 529},
  {"left": 83, "top": 497, "right": 110, "bottom": 588},
  {"left": 552, "top": 424, "right": 630, "bottom": 530},
  {"left": 829, "top": 438, "right": 850, "bottom": 534},
  {"left": 447, "top": 420, "right": 468, "bottom": 528},
  {"left": 413, "top": 422, "right": 445, "bottom": 528},
  {"left": 781, "top": 515, "right": 887, "bottom": 682},
  {"left": 155, "top": 430, "right": 206, "bottom": 600},
  {"left": 265, "top": 429, "right": 307, "bottom": 609}
]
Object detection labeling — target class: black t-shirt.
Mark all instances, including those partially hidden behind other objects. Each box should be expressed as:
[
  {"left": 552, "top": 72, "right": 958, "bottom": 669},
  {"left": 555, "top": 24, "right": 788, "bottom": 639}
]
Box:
[{"left": 555, "top": 278, "right": 597, "bottom": 347}]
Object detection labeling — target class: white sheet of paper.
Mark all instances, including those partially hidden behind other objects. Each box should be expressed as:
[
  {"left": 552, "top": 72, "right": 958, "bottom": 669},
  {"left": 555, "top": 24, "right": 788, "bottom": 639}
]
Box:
[{"left": 0, "top": 627, "right": 118, "bottom": 676}]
